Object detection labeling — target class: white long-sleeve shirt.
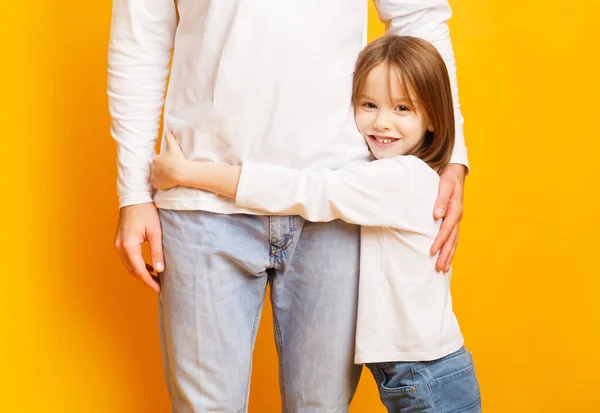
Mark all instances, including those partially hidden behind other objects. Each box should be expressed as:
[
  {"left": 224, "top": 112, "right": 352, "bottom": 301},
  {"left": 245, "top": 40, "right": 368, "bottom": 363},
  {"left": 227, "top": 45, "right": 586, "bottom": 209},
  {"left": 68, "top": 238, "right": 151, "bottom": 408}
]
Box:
[
  {"left": 108, "top": 0, "right": 468, "bottom": 210},
  {"left": 236, "top": 155, "right": 464, "bottom": 362}
]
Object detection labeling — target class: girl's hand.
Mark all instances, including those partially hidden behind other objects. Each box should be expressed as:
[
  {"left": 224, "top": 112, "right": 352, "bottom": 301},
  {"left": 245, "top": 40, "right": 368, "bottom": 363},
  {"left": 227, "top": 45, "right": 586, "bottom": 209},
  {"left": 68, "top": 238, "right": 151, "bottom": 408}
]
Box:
[{"left": 151, "top": 131, "right": 188, "bottom": 190}]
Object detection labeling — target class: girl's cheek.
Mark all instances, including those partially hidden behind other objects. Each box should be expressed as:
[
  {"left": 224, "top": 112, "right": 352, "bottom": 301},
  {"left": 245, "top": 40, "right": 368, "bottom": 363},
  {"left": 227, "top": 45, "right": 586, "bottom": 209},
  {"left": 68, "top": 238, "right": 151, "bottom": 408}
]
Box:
[{"left": 354, "top": 112, "right": 371, "bottom": 133}]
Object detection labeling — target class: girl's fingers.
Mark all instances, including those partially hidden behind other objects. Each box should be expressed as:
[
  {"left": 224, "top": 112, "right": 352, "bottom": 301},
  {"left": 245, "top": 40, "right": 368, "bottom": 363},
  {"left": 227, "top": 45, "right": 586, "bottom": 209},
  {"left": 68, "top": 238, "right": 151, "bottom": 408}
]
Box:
[{"left": 164, "top": 131, "right": 183, "bottom": 154}]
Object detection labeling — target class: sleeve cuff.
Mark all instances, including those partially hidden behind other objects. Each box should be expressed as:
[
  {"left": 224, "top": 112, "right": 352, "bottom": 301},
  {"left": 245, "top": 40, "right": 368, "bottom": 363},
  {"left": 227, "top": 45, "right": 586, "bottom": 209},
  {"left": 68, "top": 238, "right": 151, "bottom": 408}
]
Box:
[
  {"left": 449, "top": 145, "right": 470, "bottom": 174},
  {"left": 118, "top": 192, "right": 154, "bottom": 209},
  {"left": 234, "top": 163, "right": 256, "bottom": 209}
]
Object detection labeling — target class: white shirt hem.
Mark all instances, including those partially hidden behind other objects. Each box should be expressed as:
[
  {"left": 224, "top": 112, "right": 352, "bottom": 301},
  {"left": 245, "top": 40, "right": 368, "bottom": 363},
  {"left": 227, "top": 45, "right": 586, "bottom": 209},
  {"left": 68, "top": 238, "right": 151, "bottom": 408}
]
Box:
[
  {"left": 154, "top": 196, "right": 269, "bottom": 215},
  {"left": 354, "top": 338, "right": 464, "bottom": 364}
]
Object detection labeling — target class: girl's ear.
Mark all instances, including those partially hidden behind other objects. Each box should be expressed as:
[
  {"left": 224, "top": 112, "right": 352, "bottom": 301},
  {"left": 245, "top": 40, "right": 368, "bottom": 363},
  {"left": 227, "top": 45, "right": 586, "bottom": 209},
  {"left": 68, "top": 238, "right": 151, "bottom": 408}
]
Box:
[{"left": 427, "top": 122, "right": 434, "bottom": 132}]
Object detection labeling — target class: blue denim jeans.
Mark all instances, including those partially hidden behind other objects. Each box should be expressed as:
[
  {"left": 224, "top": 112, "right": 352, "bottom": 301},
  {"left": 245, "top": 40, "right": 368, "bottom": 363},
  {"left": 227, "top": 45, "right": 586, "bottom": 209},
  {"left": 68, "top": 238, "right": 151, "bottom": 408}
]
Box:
[
  {"left": 367, "top": 347, "right": 481, "bottom": 413},
  {"left": 157, "top": 209, "right": 362, "bottom": 412}
]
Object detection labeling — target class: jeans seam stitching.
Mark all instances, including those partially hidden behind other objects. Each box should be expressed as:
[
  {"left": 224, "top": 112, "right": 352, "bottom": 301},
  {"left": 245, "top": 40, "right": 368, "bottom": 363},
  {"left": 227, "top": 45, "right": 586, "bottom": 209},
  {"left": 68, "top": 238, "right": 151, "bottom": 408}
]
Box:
[
  {"left": 427, "top": 365, "right": 479, "bottom": 413},
  {"left": 413, "top": 346, "right": 466, "bottom": 374},
  {"left": 284, "top": 216, "right": 296, "bottom": 251},
  {"left": 272, "top": 306, "right": 288, "bottom": 413},
  {"left": 429, "top": 363, "right": 474, "bottom": 387},
  {"left": 409, "top": 364, "right": 423, "bottom": 412},
  {"left": 268, "top": 216, "right": 273, "bottom": 266},
  {"left": 242, "top": 286, "right": 267, "bottom": 412},
  {"left": 270, "top": 216, "right": 297, "bottom": 254}
]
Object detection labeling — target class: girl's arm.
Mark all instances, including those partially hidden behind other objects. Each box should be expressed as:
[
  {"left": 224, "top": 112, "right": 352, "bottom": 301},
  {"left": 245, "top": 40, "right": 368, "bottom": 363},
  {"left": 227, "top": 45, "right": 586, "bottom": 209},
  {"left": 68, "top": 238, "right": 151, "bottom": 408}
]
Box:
[
  {"left": 178, "top": 161, "right": 242, "bottom": 199},
  {"left": 151, "top": 131, "right": 242, "bottom": 197},
  {"left": 152, "top": 132, "right": 438, "bottom": 230},
  {"left": 235, "top": 157, "right": 440, "bottom": 230}
]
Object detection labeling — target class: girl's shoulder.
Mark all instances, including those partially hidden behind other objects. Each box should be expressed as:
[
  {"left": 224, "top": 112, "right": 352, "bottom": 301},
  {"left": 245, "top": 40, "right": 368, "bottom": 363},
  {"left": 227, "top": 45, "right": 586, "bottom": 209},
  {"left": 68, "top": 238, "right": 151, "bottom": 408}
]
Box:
[{"left": 391, "top": 155, "right": 440, "bottom": 183}]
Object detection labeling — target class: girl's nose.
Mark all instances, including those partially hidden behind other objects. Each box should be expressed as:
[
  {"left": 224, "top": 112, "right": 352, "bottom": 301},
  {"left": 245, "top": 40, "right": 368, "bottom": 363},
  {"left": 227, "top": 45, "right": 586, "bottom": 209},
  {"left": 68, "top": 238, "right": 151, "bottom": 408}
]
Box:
[{"left": 373, "top": 112, "right": 391, "bottom": 130}]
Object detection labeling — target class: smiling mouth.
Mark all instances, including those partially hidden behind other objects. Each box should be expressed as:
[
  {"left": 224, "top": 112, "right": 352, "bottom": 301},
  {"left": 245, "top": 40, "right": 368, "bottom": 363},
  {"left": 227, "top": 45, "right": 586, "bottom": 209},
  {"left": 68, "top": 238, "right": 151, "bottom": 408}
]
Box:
[{"left": 369, "top": 135, "right": 400, "bottom": 146}]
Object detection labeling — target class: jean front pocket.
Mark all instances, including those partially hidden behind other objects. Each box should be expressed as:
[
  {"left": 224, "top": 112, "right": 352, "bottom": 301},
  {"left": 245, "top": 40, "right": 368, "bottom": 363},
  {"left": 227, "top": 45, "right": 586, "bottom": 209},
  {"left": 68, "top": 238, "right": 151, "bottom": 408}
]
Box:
[
  {"left": 371, "top": 362, "right": 420, "bottom": 412},
  {"left": 427, "top": 358, "right": 481, "bottom": 413}
]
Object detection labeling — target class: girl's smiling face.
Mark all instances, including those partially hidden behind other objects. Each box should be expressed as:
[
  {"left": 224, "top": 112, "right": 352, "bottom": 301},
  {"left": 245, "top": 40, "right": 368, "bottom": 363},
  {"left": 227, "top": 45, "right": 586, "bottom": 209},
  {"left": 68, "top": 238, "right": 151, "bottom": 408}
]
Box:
[{"left": 354, "top": 63, "right": 433, "bottom": 160}]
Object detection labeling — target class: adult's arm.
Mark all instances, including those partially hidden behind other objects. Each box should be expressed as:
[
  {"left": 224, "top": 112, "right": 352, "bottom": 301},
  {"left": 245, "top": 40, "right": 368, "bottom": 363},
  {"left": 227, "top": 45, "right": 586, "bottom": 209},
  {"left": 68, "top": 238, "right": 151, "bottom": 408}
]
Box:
[
  {"left": 108, "top": 0, "right": 178, "bottom": 208},
  {"left": 374, "top": 0, "right": 468, "bottom": 271},
  {"left": 109, "top": 0, "right": 178, "bottom": 292},
  {"left": 374, "top": 0, "right": 468, "bottom": 169}
]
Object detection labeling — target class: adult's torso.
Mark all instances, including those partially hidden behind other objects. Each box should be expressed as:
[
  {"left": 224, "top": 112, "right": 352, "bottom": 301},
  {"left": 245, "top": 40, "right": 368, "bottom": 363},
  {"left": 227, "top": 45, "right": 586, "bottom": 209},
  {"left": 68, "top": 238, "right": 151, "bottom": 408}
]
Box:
[{"left": 156, "top": 0, "right": 371, "bottom": 212}]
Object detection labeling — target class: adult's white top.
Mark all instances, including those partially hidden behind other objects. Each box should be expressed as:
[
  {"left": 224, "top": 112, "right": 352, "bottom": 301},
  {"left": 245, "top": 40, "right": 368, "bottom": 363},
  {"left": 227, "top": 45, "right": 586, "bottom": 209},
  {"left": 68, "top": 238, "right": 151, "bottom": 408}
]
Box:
[
  {"left": 108, "top": 0, "right": 469, "bottom": 210},
  {"left": 236, "top": 155, "right": 465, "bottom": 363}
]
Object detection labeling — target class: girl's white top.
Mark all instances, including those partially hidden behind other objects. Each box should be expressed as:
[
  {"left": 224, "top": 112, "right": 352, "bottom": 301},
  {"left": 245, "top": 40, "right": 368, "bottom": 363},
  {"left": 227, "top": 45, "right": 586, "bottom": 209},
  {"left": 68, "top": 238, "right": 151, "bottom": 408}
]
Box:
[
  {"left": 108, "top": 0, "right": 469, "bottom": 210},
  {"left": 236, "top": 156, "right": 464, "bottom": 363}
]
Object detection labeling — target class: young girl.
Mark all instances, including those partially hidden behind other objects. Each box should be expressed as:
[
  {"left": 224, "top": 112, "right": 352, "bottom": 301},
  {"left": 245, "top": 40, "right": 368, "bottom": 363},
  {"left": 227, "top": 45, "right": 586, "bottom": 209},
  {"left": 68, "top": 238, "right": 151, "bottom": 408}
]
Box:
[{"left": 151, "top": 35, "right": 481, "bottom": 412}]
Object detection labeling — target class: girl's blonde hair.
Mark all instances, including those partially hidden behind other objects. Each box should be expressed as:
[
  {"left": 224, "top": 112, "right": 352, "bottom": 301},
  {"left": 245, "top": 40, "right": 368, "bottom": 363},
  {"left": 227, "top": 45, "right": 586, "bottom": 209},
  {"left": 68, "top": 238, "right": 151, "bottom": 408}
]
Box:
[{"left": 352, "top": 35, "right": 455, "bottom": 172}]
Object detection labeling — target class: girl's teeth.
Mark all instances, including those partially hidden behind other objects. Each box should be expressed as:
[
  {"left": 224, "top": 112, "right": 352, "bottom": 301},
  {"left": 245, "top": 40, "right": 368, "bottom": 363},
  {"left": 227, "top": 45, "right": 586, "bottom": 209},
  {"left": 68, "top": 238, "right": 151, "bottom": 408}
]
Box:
[{"left": 376, "top": 137, "right": 393, "bottom": 143}]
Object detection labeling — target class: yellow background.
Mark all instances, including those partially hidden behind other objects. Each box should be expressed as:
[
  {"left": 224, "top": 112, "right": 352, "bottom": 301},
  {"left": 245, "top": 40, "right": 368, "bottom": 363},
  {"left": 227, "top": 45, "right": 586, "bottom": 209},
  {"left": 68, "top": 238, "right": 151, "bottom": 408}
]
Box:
[{"left": 4, "top": 0, "right": 600, "bottom": 411}]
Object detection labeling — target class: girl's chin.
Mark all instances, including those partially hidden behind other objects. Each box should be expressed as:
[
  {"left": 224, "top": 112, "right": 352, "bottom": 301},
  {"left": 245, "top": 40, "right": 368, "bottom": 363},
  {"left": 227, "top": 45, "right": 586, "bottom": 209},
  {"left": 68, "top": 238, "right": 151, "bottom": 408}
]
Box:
[{"left": 367, "top": 143, "right": 405, "bottom": 159}]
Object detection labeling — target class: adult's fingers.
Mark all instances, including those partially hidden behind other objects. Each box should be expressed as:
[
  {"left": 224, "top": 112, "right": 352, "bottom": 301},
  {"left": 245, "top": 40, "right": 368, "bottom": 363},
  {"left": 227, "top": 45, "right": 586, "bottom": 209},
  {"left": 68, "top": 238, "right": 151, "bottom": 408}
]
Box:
[
  {"left": 436, "top": 225, "right": 459, "bottom": 272},
  {"left": 126, "top": 247, "right": 160, "bottom": 292},
  {"left": 430, "top": 192, "right": 463, "bottom": 256},
  {"left": 430, "top": 209, "right": 458, "bottom": 256},
  {"left": 114, "top": 203, "right": 162, "bottom": 292},
  {"left": 445, "top": 234, "right": 459, "bottom": 273},
  {"left": 117, "top": 238, "right": 160, "bottom": 293}
]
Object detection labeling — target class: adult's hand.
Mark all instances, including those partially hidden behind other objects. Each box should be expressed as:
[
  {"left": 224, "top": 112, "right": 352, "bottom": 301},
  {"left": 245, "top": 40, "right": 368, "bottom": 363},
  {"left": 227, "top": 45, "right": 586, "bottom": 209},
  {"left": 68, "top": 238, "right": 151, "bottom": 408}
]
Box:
[
  {"left": 430, "top": 164, "right": 467, "bottom": 273},
  {"left": 114, "top": 202, "right": 163, "bottom": 292}
]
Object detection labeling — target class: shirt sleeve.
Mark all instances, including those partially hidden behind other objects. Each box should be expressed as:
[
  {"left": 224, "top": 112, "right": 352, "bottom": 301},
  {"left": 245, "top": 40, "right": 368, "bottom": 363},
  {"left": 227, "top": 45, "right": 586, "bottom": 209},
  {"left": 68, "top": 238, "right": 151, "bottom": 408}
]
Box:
[
  {"left": 236, "top": 157, "right": 439, "bottom": 230},
  {"left": 107, "top": 0, "right": 178, "bottom": 208},
  {"left": 373, "top": 0, "right": 469, "bottom": 170}
]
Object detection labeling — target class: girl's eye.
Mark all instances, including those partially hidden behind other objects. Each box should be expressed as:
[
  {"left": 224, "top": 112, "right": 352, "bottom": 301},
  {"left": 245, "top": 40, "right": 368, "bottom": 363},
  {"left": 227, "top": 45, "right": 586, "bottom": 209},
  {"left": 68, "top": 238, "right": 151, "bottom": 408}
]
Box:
[
  {"left": 362, "top": 102, "right": 377, "bottom": 109},
  {"left": 396, "top": 105, "right": 410, "bottom": 112}
]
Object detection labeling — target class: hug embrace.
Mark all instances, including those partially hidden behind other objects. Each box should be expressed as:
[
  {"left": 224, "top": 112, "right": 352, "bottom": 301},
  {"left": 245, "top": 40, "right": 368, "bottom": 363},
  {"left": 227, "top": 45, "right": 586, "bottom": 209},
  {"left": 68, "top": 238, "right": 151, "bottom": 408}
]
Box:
[{"left": 110, "top": 1, "right": 480, "bottom": 412}]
